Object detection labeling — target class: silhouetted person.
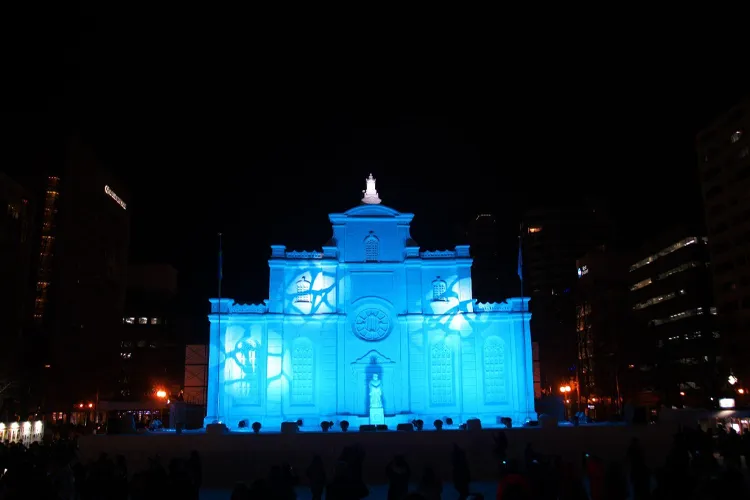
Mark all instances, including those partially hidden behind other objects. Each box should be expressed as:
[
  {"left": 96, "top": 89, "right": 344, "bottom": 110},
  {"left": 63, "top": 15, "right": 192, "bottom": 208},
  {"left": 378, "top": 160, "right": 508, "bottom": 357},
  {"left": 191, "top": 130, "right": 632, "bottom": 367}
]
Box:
[
  {"left": 269, "top": 465, "right": 296, "bottom": 500},
  {"left": 339, "top": 444, "right": 368, "bottom": 498},
  {"left": 327, "top": 461, "right": 359, "bottom": 500},
  {"left": 248, "top": 478, "right": 272, "bottom": 499},
  {"left": 496, "top": 460, "right": 530, "bottom": 500},
  {"left": 386, "top": 454, "right": 411, "bottom": 500},
  {"left": 230, "top": 482, "right": 250, "bottom": 500},
  {"left": 452, "top": 444, "right": 471, "bottom": 500},
  {"left": 558, "top": 462, "right": 588, "bottom": 500},
  {"left": 417, "top": 466, "right": 442, "bottom": 500},
  {"left": 306, "top": 455, "right": 326, "bottom": 500},
  {"left": 493, "top": 431, "right": 509, "bottom": 461},
  {"left": 603, "top": 462, "right": 627, "bottom": 500},
  {"left": 186, "top": 450, "right": 202, "bottom": 495}
]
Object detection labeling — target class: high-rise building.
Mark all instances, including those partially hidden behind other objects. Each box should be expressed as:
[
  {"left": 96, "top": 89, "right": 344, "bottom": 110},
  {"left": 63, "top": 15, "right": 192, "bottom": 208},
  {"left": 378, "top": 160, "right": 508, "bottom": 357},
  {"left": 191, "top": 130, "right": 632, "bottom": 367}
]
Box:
[
  {"left": 626, "top": 229, "right": 718, "bottom": 408},
  {"left": 697, "top": 97, "right": 750, "bottom": 383},
  {"left": 118, "top": 264, "right": 184, "bottom": 401},
  {"left": 0, "top": 173, "right": 35, "bottom": 388},
  {"left": 467, "top": 213, "right": 504, "bottom": 302},
  {"left": 521, "top": 204, "right": 608, "bottom": 393},
  {"left": 22, "top": 138, "right": 130, "bottom": 410},
  {"left": 32, "top": 175, "right": 60, "bottom": 324},
  {"left": 574, "top": 245, "right": 632, "bottom": 418}
]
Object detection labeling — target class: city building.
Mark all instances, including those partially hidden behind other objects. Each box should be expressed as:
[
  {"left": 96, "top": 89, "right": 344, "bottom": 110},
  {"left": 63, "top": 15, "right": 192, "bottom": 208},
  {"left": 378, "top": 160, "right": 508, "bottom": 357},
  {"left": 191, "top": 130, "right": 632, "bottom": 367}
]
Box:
[
  {"left": 627, "top": 229, "right": 718, "bottom": 408},
  {"left": 574, "top": 245, "right": 632, "bottom": 417},
  {"left": 521, "top": 204, "right": 608, "bottom": 394},
  {"left": 118, "top": 264, "right": 184, "bottom": 402},
  {"left": 697, "top": 97, "right": 750, "bottom": 382},
  {"left": 206, "top": 175, "right": 535, "bottom": 428},
  {"left": 0, "top": 172, "right": 34, "bottom": 391},
  {"left": 467, "top": 213, "right": 504, "bottom": 302},
  {"left": 22, "top": 138, "right": 130, "bottom": 410}
]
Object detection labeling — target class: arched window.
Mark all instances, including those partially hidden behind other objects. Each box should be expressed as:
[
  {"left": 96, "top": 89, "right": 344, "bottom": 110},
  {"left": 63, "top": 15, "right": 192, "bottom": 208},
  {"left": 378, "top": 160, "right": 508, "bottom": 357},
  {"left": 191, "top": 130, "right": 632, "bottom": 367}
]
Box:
[
  {"left": 483, "top": 336, "right": 506, "bottom": 404},
  {"left": 291, "top": 337, "right": 314, "bottom": 405},
  {"left": 365, "top": 234, "right": 379, "bottom": 262},
  {"left": 294, "top": 276, "right": 311, "bottom": 303},
  {"left": 430, "top": 342, "right": 454, "bottom": 405},
  {"left": 432, "top": 277, "right": 447, "bottom": 301}
]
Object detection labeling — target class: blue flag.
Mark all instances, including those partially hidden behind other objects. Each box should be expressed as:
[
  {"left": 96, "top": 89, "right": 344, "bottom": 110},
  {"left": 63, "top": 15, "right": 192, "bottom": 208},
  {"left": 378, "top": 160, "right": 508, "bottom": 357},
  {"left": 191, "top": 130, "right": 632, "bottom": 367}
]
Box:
[
  {"left": 218, "top": 249, "right": 223, "bottom": 281},
  {"left": 517, "top": 236, "right": 523, "bottom": 281}
]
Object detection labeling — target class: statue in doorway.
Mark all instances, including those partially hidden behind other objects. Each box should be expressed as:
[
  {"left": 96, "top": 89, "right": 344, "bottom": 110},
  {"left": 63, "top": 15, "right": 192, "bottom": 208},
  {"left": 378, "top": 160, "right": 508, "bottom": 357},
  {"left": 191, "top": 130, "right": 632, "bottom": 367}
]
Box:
[{"left": 369, "top": 374, "right": 383, "bottom": 409}]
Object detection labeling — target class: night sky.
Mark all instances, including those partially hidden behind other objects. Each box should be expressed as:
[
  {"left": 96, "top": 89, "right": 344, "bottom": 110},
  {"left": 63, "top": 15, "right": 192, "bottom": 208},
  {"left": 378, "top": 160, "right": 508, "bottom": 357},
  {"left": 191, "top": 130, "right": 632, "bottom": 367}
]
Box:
[{"left": 4, "top": 20, "right": 750, "bottom": 309}]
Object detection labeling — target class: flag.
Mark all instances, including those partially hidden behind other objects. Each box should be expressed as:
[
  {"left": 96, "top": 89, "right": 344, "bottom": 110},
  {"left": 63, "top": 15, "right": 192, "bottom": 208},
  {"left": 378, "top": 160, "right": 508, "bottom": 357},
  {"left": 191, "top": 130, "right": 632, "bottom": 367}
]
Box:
[
  {"left": 517, "top": 225, "right": 523, "bottom": 283},
  {"left": 218, "top": 249, "right": 223, "bottom": 281},
  {"left": 517, "top": 233, "right": 523, "bottom": 282},
  {"left": 218, "top": 233, "right": 223, "bottom": 282}
]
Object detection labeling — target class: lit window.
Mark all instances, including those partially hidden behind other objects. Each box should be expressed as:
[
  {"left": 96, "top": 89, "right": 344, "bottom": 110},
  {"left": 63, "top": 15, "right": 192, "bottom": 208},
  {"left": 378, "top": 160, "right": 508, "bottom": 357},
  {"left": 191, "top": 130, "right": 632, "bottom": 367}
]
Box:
[
  {"left": 630, "top": 237, "right": 699, "bottom": 272},
  {"left": 432, "top": 277, "right": 447, "bottom": 301},
  {"left": 294, "top": 277, "right": 311, "bottom": 303},
  {"left": 120, "top": 352, "right": 132, "bottom": 360},
  {"left": 528, "top": 227, "right": 542, "bottom": 234},
  {"left": 124, "top": 317, "right": 134, "bottom": 324},
  {"left": 630, "top": 278, "right": 652, "bottom": 291},
  {"left": 649, "top": 306, "right": 716, "bottom": 326},
  {"left": 633, "top": 290, "right": 686, "bottom": 310},
  {"left": 365, "top": 234, "right": 379, "bottom": 262},
  {"left": 150, "top": 318, "right": 161, "bottom": 325},
  {"left": 138, "top": 317, "right": 147, "bottom": 324},
  {"left": 732, "top": 130, "right": 743, "bottom": 143}
]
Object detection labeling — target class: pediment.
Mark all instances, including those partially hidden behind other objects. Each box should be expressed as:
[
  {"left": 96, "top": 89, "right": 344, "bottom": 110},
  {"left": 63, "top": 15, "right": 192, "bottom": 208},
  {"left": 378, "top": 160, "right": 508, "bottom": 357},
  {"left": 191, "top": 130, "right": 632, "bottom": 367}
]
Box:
[
  {"left": 343, "top": 204, "right": 401, "bottom": 217},
  {"left": 350, "top": 349, "right": 396, "bottom": 365}
]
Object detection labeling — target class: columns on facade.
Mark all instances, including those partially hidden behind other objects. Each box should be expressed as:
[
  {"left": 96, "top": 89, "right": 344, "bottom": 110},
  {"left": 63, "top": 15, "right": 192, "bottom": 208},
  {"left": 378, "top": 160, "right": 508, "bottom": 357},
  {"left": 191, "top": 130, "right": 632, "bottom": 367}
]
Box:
[{"left": 205, "top": 298, "right": 232, "bottom": 426}]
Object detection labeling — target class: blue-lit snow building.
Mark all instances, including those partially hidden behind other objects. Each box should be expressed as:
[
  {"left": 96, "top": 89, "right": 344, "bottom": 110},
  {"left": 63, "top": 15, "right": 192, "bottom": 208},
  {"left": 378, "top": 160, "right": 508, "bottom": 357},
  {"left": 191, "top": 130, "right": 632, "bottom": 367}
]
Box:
[{"left": 205, "top": 175, "right": 534, "bottom": 428}]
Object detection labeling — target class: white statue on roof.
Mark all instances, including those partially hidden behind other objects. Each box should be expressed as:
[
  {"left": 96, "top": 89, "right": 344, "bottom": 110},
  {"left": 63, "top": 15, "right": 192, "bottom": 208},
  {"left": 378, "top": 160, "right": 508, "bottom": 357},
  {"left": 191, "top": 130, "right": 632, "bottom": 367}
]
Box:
[{"left": 362, "top": 173, "right": 381, "bottom": 205}]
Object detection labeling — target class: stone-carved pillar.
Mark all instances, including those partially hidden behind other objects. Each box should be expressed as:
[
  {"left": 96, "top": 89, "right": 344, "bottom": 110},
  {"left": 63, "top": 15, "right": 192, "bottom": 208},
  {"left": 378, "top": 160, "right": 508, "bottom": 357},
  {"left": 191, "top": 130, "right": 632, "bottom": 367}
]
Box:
[
  {"left": 265, "top": 318, "right": 284, "bottom": 421},
  {"left": 407, "top": 316, "right": 426, "bottom": 412},
  {"left": 205, "top": 298, "right": 232, "bottom": 426},
  {"left": 518, "top": 305, "right": 535, "bottom": 418},
  {"left": 267, "top": 261, "right": 286, "bottom": 314}
]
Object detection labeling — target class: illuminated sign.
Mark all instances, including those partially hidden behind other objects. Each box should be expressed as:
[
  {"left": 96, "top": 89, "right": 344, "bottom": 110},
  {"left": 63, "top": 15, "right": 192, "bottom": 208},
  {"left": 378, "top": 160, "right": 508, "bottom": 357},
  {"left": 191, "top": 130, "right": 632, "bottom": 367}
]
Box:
[
  {"left": 719, "top": 398, "right": 736, "bottom": 409},
  {"left": 577, "top": 265, "right": 588, "bottom": 278},
  {"left": 105, "top": 185, "right": 126, "bottom": 210}
]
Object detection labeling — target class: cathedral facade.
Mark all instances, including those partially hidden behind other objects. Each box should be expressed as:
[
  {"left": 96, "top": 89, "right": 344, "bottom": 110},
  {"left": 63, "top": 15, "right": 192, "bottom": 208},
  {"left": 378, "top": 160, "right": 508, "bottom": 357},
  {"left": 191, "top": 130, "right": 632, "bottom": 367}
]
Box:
[{"left": 205, "top": 175, "right": 534, "bottom": 428}]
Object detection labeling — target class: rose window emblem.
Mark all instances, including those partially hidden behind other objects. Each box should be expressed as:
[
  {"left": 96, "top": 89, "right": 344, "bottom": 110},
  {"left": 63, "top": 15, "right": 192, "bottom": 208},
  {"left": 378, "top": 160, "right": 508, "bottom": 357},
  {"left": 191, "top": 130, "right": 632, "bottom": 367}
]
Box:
[{"left": 353, "top": 308, "right": 391, "bottom": 341}]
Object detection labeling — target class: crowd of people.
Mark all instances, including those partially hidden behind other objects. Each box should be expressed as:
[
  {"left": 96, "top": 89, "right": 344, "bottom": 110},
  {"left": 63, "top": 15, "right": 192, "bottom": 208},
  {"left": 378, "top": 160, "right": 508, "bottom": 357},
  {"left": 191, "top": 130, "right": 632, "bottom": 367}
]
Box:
[{"left": 0, "top": 425, "right": 749, "bottom": 499}]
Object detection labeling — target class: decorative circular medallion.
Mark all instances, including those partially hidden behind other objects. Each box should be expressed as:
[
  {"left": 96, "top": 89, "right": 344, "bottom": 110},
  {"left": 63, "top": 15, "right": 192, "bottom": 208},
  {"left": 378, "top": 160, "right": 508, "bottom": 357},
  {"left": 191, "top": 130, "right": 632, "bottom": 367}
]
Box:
[{"left": 353, "top": 308, "right": 391, "bottom": 341}]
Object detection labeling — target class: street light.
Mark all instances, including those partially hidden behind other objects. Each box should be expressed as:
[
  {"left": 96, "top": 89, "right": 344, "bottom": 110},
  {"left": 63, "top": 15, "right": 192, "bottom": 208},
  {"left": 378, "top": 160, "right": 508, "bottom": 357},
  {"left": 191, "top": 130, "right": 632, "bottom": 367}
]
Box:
[{"left": 156, "top": 390, "right": 167, "bottom": 399}]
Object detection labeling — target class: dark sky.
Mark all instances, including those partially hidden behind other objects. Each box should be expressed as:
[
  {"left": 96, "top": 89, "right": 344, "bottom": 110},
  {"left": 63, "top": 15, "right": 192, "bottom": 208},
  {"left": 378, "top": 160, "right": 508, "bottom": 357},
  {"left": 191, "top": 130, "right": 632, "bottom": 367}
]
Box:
[{"left": 4, "top": 17, "right": 749, "bottom": 306}]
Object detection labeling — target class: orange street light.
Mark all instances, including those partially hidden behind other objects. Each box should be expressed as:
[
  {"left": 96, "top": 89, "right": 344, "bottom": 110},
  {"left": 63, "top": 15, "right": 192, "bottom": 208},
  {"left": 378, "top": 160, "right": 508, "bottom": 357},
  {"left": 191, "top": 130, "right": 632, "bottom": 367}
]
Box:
[{"left": 156, "top": 390, "right": 167, "bottom": 398}]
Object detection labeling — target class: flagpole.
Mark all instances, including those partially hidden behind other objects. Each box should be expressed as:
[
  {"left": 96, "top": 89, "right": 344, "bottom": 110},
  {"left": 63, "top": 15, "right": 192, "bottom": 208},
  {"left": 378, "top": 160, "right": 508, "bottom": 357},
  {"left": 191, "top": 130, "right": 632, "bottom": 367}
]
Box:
[
  {"left": 518, "top": 223, "right": 524, "bottom": 306},
  {"left": 518, "top": 222, "right": 531, "bottom": 415},
  {"left": 216, "top": 232, "right": 223, "bottom": 423}
]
